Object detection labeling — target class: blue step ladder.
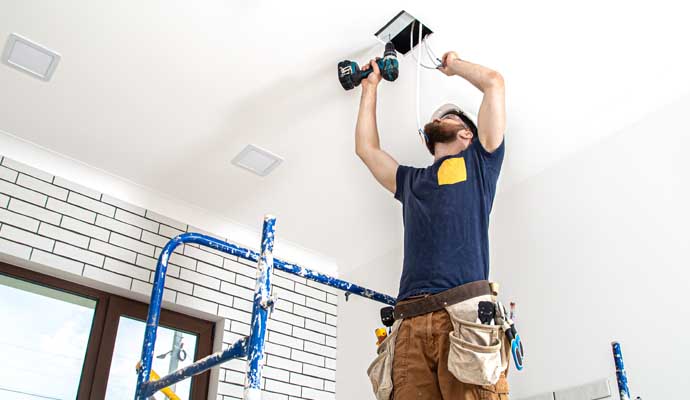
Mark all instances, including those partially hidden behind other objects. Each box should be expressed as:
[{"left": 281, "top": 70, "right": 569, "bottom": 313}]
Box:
[{"left": 135, "top": 215, "right": 395, "bottom": 399}]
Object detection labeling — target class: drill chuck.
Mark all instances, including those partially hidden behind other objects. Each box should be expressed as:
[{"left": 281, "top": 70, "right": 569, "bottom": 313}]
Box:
[{"left": 383, "top": 41, "right": 396, "bottom": 59}]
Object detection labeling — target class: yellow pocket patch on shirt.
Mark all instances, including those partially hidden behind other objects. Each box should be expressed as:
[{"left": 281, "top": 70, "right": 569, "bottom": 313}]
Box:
[{"left": 437, "top": 157, "right": 467, "bottom": 185}]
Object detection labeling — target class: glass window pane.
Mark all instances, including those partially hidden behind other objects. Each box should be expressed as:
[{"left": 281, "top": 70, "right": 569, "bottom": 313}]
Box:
[
  {"left": 0, "top": 274, "right": 97, "bottom": 400},
  {"left": 105, "top": 316, "right": 199, "bottom": 400}
]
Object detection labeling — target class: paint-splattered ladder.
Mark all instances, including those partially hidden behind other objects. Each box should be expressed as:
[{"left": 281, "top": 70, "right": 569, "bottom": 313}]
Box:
[{"left": 134, "top": 215, "right": 395, "bottom": 400}]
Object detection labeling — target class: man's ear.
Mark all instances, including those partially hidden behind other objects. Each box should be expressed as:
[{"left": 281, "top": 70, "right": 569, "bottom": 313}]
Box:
[{"left": 458, "top": 128, "right": 473, "bottom": 140}]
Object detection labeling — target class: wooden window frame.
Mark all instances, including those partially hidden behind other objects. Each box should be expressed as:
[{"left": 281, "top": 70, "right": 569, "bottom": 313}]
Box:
[
  {"left": 0, "top": 261, "right": 214, "bottom": 400},
  {"left": 90, "top": 296, "right": 214, "bottom": 399}
]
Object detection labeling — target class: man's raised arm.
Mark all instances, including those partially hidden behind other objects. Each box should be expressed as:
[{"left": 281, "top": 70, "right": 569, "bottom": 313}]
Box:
[
  {"left": 439, "top": 52, "right": 506, "bottom": 152},
  {"left": 355, "top": 60, "right": 399, "bottom": 194}
]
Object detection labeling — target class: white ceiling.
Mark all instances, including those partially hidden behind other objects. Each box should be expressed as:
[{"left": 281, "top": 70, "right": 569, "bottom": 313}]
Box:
[{"left": 1, "top": 0, "right": 689, "bottom": 272}]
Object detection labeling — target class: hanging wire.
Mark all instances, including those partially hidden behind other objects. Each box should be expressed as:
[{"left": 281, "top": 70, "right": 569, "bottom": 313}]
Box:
[
  {"left": 409, "top": 20, "right": 445, "bottom": 144},
  {"left": 415, "top": 21, "right": 429, "bottom": 143},
  {"left": 424, "top": 39, "right": 443, "bottom": 68},
  {"left": 409, "top": 21, "right": 439, "bottom": 70}
]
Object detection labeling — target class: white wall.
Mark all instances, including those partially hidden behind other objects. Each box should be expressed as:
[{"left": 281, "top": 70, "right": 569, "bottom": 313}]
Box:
[
  {"left": 0, "top": 130, "right": 339, "bottom": 276},
  {"left": 336, "top": 246, "right": 402, "bottom": 400},
  {"left": 490, "top": 94, "right": 690, "bottom": 399}
]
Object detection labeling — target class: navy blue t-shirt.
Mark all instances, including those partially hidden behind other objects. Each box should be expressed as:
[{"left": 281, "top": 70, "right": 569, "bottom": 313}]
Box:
[{"left": 394, "top": 139, "right": 505, "bottom": 301}]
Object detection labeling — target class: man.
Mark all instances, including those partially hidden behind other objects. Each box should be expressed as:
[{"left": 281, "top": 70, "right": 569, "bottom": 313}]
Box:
[{"left": 355, "top": 51, "right": 508, "bottom": 400}]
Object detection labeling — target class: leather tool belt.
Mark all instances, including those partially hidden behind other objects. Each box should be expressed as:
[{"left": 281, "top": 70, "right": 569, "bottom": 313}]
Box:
[{"left": 393, "top": 280, "right": 493, "bottom": 320}]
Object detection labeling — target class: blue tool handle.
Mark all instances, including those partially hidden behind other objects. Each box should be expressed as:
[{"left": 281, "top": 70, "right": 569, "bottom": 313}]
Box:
[{"left": 511, "top": 334, "right": 524, "bottom": 370}]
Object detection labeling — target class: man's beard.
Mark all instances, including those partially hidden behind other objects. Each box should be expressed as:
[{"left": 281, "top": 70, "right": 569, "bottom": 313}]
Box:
[{"left": 424, "top": 121, "right": 459, "bottom": 144}]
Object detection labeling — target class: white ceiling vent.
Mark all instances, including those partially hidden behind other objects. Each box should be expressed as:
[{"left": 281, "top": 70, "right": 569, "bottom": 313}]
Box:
[
  {"left": 2, "top": 33, "right": 61, "bottom": 81},
  {"left": 231, "top": 144, "right": 283, "bottom": 177}
]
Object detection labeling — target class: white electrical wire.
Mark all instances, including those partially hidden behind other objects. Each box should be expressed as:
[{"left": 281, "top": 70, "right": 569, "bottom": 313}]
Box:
[
  {"left": 424, "top": 39, "right": 442, "bottom": 68},
  {"left": 410, "top": 21, "right": 444, "bottom": 142},
  {"left": 409, "top": 21, "right": 438, "bottom": 70},
  {"left": 415, "top": 21, "right": 427, "bottom": 141}
]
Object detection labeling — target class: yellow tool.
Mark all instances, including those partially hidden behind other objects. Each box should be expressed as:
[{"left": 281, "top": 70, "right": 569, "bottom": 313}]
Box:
[
  {"left": 135, "top": 361, "right": 181, "bottom": 400},
  {"left": 375, "top": 328, "right": 388, "bottom": 345},
  {"left": 149, "top": 369, "right": 181, "bottom": 400}
]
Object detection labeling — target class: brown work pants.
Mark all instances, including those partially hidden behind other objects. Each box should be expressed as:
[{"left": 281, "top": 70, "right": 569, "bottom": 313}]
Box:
[{"left": 392, "top": 309, "right": 509, "bottom": 400}]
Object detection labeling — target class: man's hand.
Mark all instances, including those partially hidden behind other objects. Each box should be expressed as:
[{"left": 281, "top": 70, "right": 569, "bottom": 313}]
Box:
[
  {"left": 361, "top": 59, "right": 382, "bottom": 90},
  {"left": 438, "top": 51, "right": 461, "bottom": 76}
]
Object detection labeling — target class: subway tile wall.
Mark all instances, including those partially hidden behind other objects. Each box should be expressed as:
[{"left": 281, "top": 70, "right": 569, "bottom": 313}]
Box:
[{"left": 0, "top": 155, "right": 337, "bottom": 400}]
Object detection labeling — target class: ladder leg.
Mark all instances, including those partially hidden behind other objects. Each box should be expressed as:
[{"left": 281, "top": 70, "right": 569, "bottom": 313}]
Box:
[{"left": 243, "top": 215, "right": 276, "bottom": 400}]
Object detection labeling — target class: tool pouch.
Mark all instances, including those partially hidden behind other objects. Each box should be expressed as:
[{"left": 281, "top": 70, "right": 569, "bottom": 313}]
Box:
[
  {"left": 445, "top": 295, "right": 508, "bottom": 386},
  {"left": 477, "top": 372, "right": 510, "bottom": 400},
  {"left": 367, "top": 319, "right": 401, "bottom": 400}
]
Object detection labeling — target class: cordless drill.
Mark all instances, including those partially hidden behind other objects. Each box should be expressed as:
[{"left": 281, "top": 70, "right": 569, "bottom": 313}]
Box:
[{"left": 338, "top": 42, "right": 399, "bottom": 90}]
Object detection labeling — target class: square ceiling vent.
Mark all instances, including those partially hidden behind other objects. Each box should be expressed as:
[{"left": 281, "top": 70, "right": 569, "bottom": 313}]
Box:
[
  {"left": 2, "top": 33, "right": 61, "bottom": 81},
  {"left": 231, "top": 144, "right": 283, "bottom": 176}
]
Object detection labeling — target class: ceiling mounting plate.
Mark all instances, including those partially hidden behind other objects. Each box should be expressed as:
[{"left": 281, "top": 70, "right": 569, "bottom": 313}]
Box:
[
  {"left": 2, "top": 33, "right": 61, "bottom": 81},
  {"left": 231, "top": 144, "right": 283, "bottom": 177},
  {"left": 374, "top": 10, "right": 433, "bottom": 55}
]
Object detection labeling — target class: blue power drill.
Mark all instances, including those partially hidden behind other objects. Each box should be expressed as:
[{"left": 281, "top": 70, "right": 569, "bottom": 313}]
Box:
[{"left": 338, "top": 42, "right": 399, "bottom": 90}]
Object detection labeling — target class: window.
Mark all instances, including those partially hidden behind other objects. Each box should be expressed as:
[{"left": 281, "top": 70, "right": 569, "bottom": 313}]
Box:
[
  {"left": 92, "top": 296, "right": 213, "bottom": 399},
  {"left": 105, "top": 317, "right": 199, "bottom": 398},
  {"left": 0, "top": 262, "right": 214, "bottom": 400},
  {"left": 0, "top": 274, "right": 96, "bottom": 399}
]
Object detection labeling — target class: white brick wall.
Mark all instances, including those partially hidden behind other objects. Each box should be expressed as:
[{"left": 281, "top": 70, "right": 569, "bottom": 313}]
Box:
[{"left": 0, "top": 155, "right": 338, "bottom": 400}]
